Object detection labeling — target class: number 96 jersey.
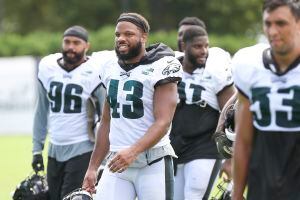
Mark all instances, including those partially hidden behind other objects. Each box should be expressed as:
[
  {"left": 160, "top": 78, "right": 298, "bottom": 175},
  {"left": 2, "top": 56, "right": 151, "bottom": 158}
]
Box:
[
  {"left": 97, "top": 54, "right": 182, "bottom": 152},
  {"left": 38, "top": 52, "right": 111, "bottom": 145}
]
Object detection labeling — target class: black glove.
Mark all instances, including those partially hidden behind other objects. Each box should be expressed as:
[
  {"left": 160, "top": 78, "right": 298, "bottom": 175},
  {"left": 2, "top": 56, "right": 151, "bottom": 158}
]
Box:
[
  {"left": 214, "top": 131, "right": 233, "bottom": 159},
  {"left": 32, "top": 153, "right": 44, "bottom": 172}
]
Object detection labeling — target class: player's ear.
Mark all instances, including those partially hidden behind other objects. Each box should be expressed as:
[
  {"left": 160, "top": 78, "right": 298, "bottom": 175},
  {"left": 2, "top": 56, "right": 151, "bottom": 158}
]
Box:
[
  {"left": 85, "top": 42, "right": 90, "bottom": 53},
  {"left": 296, "top": 19, "right": 300, "bottom": 35},
  {"left": 182, "top": 42, "right": 187, "bottom": 52},
  {"left": 141, "top": 32, "right": 148, "bottom": 44}
]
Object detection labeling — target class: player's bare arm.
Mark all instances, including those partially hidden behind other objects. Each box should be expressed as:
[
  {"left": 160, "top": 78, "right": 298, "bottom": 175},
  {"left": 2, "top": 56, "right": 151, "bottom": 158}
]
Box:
[
  {"left": 217, "top": 85, "right": 236, "bottom": 111},
  {"left": 83, "top": 100, "right": 111, "bottom": 193},
  {"left": 215, "top": 90, "right": 237, "bottom": 133},
  {"left": 232, "top": 92, "right": 254, "bottom": 200}
]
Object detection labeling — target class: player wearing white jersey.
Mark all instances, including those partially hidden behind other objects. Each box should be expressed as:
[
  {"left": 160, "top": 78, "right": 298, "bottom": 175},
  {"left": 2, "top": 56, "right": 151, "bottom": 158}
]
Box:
[
  {"left": 31, "top": 26, "right": 108, "bottom": 200},
  {"left": 176, "top": 18, "right": 234, "bottom": 187},
  {"left": 82, "top": 13, "right": 182, "bottom": 200},
  {"left": 170, "top": 26, "right": 235, "bottom": 200},
  {"left": 232, "top": 0, "right": 300, "bottom": 199}
]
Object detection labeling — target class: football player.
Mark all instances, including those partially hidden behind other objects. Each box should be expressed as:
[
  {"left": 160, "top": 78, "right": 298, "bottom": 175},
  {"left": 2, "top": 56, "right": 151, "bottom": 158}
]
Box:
[
  {"left": 82, "top": 13, "right": 182, "bottom": 200},
  {"left": 170, "top": 26, "right": 236, "bottom": 200},
  {"left": 232, "top": 0, "right": 300, "bottom": 199},
  {"left": 31, "top": 25, "right": 109, "bottom": 200},
  {"left": 177, "top": 17, "right": 206, "bottom": 52}
]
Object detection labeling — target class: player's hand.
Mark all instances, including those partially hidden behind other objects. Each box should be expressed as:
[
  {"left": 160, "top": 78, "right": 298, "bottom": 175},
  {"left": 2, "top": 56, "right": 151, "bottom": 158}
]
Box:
[
  {"left": 108, "top": 147, "right": 138, "bottom": 173},
  {"left": 32, "top": 153, "right": 44, "bottom": 173},
  {"left": 219, "top": 159, "right": 232, "bottom": 182},
  {"left": 214, "top": 131, "right": 233, "bottom": 159},
  {"left": 82, "top": 168, "right": 97, "bottom": 194}
]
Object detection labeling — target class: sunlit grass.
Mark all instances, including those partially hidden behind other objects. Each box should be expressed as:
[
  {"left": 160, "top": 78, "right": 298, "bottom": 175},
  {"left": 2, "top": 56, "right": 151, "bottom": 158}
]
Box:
[{"left": 0, "top": 135, "right": 48, "bottom": 200}]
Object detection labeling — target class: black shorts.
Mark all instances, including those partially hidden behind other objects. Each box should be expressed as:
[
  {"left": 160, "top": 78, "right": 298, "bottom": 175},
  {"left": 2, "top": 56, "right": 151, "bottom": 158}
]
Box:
[{"left": 47, "top": 151, "right": 92, "bottom": 200}]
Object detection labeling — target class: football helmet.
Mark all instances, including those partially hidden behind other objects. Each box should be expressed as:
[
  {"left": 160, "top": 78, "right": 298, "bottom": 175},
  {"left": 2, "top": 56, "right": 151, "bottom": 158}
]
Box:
[
  {"left": 224, "top": 102, "right": 236, "bottom": 142},
  {"left": 12, "top": 172, "right": 49, "bottom": 200},
  {"left": 214, "top": 101, "right": 237, "bottom": 159},
  {"left": 63, "top": 188, "right": 93, "bottom": 200}
]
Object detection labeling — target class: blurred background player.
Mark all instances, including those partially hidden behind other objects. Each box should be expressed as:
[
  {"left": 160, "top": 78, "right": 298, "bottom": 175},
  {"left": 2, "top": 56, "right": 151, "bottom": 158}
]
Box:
[
  {"left": 170, "top": 26, "right": 235, "bottom": 200},
  {"left": 82, "top": 13, "right": 182, "bottom": 200},
  {"left": 177, "top": 16, "right": 206, "bottom": 52},
  {"left": 178, "top": 16, "right": 236, "bottom": 184},
  {"left": 232, "top": 0, "right": 300, "bottom": 199},
  {"left": 31, "top": 25, "right": 106, "bottom": 200}
]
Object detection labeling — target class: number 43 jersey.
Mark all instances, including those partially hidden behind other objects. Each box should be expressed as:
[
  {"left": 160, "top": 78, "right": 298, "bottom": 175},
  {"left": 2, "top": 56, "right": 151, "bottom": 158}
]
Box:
[
  {"left": 38, "top": 52, "right": 112, "bottom": 145},
  {"left": 94, "top": 48, "right": 182, "bottom": 152}
]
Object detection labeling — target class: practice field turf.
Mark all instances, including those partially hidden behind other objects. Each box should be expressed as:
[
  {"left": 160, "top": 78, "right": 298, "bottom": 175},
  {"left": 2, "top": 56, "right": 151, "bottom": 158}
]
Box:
[
  {"left": 0, "top": 135, "right": 232, "bottom": 200},
  {"left": 0, "top": 135, "right": 47, "bottom": 200}
]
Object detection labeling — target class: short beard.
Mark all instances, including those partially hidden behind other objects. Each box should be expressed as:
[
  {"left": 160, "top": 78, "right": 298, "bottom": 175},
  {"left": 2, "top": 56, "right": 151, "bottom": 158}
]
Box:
[
  {"left": 115, "top": 41, "right": 142, "bottom": 61},
  {"left": 62, "top": 50, "right": 85, "bottom": 65},
  {"left": 186, "top": 51, "right": 206, "bottom": 68}
]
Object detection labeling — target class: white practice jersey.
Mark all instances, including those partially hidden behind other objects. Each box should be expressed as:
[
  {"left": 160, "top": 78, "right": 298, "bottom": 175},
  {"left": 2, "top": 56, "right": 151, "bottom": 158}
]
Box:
[
  {"left": 38, "top": 51, "right": 113, "bottom": 145},
  {"left": 94, "top": 53, "right": 182, "bottom": 151},
  {"left": 179, "top": 47, "right": 233, "bottom": 110},
  {"left": 233, "top": 43, "right": 300, "bottom": 132}
]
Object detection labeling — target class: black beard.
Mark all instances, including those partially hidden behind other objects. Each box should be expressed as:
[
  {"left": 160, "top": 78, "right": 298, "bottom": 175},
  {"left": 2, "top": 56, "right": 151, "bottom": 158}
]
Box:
[
  {"left": 186, "top": 51, "right": 206, "bottom": 69},
  {"left": 62, "top": 50, "right": 84, "bottom": 65},
  {"left": 115, "top": 41, "right": 142, "bottom": 61}
]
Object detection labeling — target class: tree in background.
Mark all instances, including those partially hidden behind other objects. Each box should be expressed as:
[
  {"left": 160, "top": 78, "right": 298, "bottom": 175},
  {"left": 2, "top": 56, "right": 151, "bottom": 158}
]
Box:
[{"left": 1, "top": 0, "right": 261, "bottom": 36}]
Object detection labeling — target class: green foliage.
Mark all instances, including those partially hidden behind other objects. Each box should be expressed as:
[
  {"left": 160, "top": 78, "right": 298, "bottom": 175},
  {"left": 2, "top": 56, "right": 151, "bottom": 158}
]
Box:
[
  {"left": 89, "top": 26, "right": 115, "bottom": 52},
  {"left": 209, "top": 34, "right": 256, "bottom": 56},
  {"left": 148, "top": 30, "right": 178, "bottom": 48},
  {"left": 0, "top": 27, "right": 257, "bottom": 57},
  {"left": 2, "top": 0, "right": 262, "bottom": 35},
  {"left": 0, "top": 32, "right": 61, "bottom": 56}
]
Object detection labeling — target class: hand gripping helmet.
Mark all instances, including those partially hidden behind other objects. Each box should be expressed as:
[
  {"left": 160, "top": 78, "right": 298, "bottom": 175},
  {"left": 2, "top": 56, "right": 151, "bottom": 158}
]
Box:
[
  {"left": 214, "top": 101, "right": 237, "bottom": 159},
  {"left": 224, "top": 102, "right": 237, "bottom": 143},
  {"left": 12, "top": 172, "right": 49, "bottom": 200},
  {"left": 63, "top": 188, "right": 93, "bottom": 200}
]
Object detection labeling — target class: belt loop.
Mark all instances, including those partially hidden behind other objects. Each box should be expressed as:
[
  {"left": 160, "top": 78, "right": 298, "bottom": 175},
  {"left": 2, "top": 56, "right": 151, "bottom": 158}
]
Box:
[{"left": 196, "top": 99, "right": 207, "bottom": 107}]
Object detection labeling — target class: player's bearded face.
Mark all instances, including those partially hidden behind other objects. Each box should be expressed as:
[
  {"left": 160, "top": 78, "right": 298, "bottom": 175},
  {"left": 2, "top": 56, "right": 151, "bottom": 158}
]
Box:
[
  {"left": 115, "top": 40, "right": 142, "bottom": 61},
  {"left": 62, "top": 49, "right": 85, "bottom": 64},
  {"left": 185, "top": 36, "right": 209, "bottom": 68},
  {"left": 186, "top": 48, "right": 208, "bottom": 68}
]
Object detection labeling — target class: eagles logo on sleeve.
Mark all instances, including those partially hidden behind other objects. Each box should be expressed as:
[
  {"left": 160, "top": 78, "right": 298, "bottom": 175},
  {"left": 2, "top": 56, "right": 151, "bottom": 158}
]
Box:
[{"left": 162, "top": 63, "right": 181, "bottom": 75}]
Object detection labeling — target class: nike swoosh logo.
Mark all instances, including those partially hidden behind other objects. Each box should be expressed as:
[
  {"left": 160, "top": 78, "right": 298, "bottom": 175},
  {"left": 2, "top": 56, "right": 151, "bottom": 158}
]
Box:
[{"left": 167, "top": 60, "right": 174, "bottom": 63}]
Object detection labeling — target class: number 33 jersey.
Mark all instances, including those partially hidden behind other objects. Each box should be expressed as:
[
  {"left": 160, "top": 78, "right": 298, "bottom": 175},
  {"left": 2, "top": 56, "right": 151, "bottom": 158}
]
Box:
[
  {"left": 95, "top": 51, "right": 182, "bottom": 152},
  {"left": 232, "top": 43, "right": 300, "bottom": 199},
  {"left": 232, "top": 43, "right": 300, "bottom": 132},
  {"left": 38, "top": 52, "right": 111, "bottom": 145}
]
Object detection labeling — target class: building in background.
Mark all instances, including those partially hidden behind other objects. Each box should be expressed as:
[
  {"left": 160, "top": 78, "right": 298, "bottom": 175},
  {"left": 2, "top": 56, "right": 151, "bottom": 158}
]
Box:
[{"left": 0, "top": 56, "right": 38, "bottom": 134}]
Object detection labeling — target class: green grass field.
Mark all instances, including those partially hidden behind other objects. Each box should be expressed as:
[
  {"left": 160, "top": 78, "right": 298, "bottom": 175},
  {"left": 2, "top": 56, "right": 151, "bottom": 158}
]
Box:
[
  {"left": 0, "top": 135, "right": 48, "bottom": 200},
  {"left": 0, "top": 135, "right": 234, "bottom": 200}
]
